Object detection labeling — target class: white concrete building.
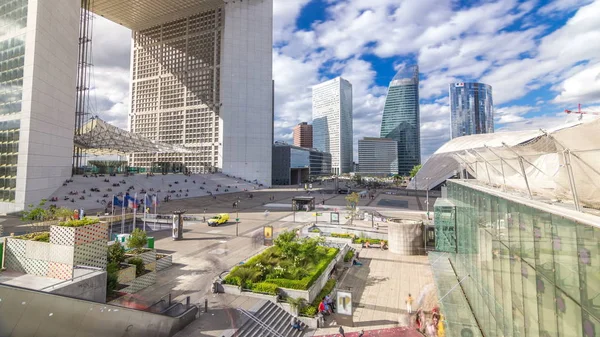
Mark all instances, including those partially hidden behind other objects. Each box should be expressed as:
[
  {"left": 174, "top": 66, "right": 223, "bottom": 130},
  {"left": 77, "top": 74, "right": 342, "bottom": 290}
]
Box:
[
  {"left": 312, "top": 77, "right": 353, "bottom": 175},
  {"left": 358, "top": 137, "right": 398, "bottom": 176},
  {"left": 0, "top": 0, "right": 80, "bottom": 213},
  {"left": 0, "top": 0, "right": 273, "bottom": 212}
]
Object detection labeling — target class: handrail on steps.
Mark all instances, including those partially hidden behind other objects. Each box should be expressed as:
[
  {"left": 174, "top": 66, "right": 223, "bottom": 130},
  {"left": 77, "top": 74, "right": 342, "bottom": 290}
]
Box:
[{"left": 237, "top": 307, "right": 286, "bottom": 337}]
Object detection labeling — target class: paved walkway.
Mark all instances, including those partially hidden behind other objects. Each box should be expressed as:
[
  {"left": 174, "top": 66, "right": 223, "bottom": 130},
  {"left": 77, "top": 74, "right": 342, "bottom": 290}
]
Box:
[
  {"left": 312, "top": 247, "right": 437, "bottom": 336},
  {"left": 314, "top": 327, "right": 422, "bottom": 337}
]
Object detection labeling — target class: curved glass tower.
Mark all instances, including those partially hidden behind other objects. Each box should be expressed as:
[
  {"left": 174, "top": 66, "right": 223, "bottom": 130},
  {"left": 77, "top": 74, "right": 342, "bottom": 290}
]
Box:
[
  {"left": 380, "top": 65, "right": 421, "bottom": 175},
  {"left": 449, "top": 82, "right": 494, "bottom": 139}
]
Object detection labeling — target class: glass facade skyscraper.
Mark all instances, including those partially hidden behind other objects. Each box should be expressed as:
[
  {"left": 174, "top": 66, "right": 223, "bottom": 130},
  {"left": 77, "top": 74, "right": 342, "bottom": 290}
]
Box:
[
  {"left": 380, "top": 65, "right": 420, "bottom": 175},
  {"left": 312, "top": 77, "right": 353, "bottom": 175},
  {"left": 449, "top": 82, "right": 494, "bottom": 139}
]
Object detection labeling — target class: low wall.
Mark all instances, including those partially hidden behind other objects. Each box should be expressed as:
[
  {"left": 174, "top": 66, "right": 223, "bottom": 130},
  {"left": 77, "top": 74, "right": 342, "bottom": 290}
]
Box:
[
  {"left": 156, "top": 255, "right": 173, "bottom": 272},
  {"left": 122, "top": 271, "right": 157, "bottom": 294},
  {"left": 305, "top": 224, "right": 387, "bottom": 241},
  {"left": 117, "top": 264, "right": 136, "bottom": 284},
  {"left": 48, "top": 270, "right": 107, "bottom": 303},
  {"left": 388, "top": 219, "right": 423, "bottom": 255},
  {"left": 0, "top": 283, "right": 198, "bottom": 337}
]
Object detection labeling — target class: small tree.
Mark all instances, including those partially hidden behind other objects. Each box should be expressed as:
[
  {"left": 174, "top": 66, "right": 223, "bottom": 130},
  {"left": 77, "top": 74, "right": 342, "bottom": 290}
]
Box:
[
  {"left": 288, "top": 297, "right": 306, "bottom": 315},
  {"left": 52, "top": 207, "right": 74, "bottom": 221},
  {"left": 128, "top": 257, "right": 145, "bottom": 276},
  {"left": 106, "top": 262, "right": 120, "bottom": 295},
  {"left": 126, "top": 228, "right": 148, "bottom": 250},
  {"left": 409, "top": 164, "right": 422, "bottom": 178},
  {"left": 21, "top": 200, "right": 49, "bottom": 221},
  {"left": 345, "top": 192, "right": 360, "bottom": 225},
  {"left": 107, "top": 243, "right": 126, "bottom": 265}
]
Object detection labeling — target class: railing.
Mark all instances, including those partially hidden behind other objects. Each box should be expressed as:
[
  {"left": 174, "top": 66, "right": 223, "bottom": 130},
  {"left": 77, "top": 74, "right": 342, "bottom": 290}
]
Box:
[
  {"left": 39, "top": 267, "right": 101, "bottom": 291},
  {"left": 237, "top": 307, "right": 286, "bottom": 337}
]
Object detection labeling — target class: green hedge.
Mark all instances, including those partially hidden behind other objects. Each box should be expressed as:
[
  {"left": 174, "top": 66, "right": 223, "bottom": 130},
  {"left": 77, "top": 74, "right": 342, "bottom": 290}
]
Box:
[
  {"left": 330, "top": 233, "right": 354, "bottom": 239},
  {"left": 59, "top": 217, "right": 100, "bottom": 227},
  {"left": 16, "top": 232, "right": 50, "bottom": 242},
  {"left": 343, "top": 249, "right": 355, "bottom": 262},
  {"left": 300, "top": 279, "right": 336, "bottom": 317},
  {"left": 251, "top": 282, "right": 279, "bottom": 295},
  {"left": 353, "top": 237, "right": 387, "bottom": 245},
  {"left": 224, "top": 247, "right": 339, "bottom": 291}
]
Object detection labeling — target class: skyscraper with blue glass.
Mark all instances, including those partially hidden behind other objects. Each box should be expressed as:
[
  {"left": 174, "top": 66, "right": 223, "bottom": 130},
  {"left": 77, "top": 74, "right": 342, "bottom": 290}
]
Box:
[
  {"left": 380, "top": 65, "right": 421, "bottom": 175},
  {"left": 449, "top": 82, "right": 494, "bottom": 139}
]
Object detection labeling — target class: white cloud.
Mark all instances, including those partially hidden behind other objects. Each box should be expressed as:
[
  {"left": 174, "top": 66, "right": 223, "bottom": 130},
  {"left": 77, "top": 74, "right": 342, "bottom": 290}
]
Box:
[{"left": 553, "top": 62, "right": 600, "bottom": 104}]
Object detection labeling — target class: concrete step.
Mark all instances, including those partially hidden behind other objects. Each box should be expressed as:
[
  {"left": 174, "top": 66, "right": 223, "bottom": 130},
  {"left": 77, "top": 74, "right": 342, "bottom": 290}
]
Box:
[{"left": 233, "top": 300, "right": 307, "bottom": 337}]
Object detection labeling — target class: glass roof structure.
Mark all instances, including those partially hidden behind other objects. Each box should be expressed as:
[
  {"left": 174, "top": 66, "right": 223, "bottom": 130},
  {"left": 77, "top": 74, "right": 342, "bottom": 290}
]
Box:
[
  {"left": 73, "top": 118, "right": 190, "bottom": 155},
  {"left": 409, "top": 119, "right": 600, "bottom": 210}
]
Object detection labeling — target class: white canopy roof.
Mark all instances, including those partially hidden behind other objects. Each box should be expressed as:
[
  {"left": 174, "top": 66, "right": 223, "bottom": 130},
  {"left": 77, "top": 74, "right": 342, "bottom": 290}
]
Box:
[
  {"left": 409, "top": 119, "right": 600, "bottom": 210},
  {"left": 74, "top": 118, "right": 190, "bottom": 155}
]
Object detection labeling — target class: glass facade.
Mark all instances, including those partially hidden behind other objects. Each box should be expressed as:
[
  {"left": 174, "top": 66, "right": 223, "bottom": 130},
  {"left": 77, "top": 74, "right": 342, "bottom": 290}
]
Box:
[
  {"left": 0, "top": 0, "right": 26, "bottom": 202},
  {"left": 380, "top": 65, "right": 420, "bottom": 175},
  {"left": 446, "top": 180, "right": 600, "bottom": 337},
  {"left": 449, "top": 82, "right": 494, "bottom": 139}
]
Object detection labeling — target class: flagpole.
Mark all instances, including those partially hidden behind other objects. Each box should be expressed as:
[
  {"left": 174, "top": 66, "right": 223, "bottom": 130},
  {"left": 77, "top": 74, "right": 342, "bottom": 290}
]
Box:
[
  {"left": 133, "top": 192, "right": 137, "bottom": 231},
  {"left": 143, "top": 193, "right": 147, "bottom": 232},
  {"left": 121, "top": 195, "right": 125, "bottom": 234},
  {"left": 154, "top": 193, "right": 158, "bottom": 230},
  {"left": 111, "top": 195, "right": 114, "bottom": 217}
]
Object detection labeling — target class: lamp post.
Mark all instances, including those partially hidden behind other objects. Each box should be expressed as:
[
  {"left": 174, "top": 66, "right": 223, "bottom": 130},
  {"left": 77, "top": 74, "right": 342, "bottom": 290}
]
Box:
[
  {"left": 203, "top": 208, "right": 207, "bottom": 222},
  {"left": 236, "top": 198, "right": 240, "bottom": 236},
  {"left": 425, "top": 178, "right": 431, "bottom": 220}
]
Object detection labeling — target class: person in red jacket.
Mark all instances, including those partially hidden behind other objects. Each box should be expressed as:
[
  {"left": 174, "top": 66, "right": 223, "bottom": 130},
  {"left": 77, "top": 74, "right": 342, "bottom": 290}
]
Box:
[{"left": 318, "top": 300, "right": 327, "bottom": 315}]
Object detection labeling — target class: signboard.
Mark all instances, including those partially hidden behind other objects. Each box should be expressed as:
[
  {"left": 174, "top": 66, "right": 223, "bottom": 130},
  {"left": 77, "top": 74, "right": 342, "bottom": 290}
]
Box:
[
  {"left": 172, "top": 215, "right": 179, "bottom": 239},
  {"left": 264, "top": 226, "right": 273, "bottom": 246},
  {"left": 336, "top": 291, "right": 352, "bottom": 315},
  {"left": 331, "top": 212, "right": 339, "bottom": 223}
]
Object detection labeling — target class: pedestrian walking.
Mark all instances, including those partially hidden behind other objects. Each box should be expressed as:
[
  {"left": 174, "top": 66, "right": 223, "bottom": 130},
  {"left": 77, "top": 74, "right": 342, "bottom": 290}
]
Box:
[
  {"left": 339, "top": 326, "right": 346, "bottom": 337},
  {"left": 406, "top": 293, "right": 414, "bottom": 314}
]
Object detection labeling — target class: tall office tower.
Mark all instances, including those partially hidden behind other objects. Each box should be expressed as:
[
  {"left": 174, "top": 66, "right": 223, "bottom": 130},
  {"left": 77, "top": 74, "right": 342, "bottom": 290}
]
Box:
[
  {"left": 293, "top": 122, "right": 313, "bottom": 148},
  {"left": 449, "top": 82, "right": 494, "bottom": 139},
  {"left": 380, "top": 65, "right": 421, "bottom": 175},
  {"left": 358, "top": 138, "right": 398, "bottom": 176},
  {"left": 0, "top": 0, "right": 80, "bottom": 213},
  {"left": 312, "top": 77, "right": 353, "bottom": 175},
  {"left": 128, "top": 0, "right": 273, "bottom": 186}
]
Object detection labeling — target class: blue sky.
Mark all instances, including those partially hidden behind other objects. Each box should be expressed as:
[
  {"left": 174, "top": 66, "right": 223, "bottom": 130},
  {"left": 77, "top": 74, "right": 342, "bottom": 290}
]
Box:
[{"left": 93, "top": 0, "right": 600, "bottom": 162}]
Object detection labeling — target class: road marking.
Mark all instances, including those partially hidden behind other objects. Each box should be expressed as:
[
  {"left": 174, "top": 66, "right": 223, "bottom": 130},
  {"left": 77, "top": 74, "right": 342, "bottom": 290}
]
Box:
[{"left": 207, "top": 230, "right": 222, "bottom": 234}]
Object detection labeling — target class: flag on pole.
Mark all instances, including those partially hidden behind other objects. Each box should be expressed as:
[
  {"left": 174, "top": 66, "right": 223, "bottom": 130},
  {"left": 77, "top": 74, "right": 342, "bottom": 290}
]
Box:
[{"left": 113, "top": 195, "right": 123, "bottom": 207}]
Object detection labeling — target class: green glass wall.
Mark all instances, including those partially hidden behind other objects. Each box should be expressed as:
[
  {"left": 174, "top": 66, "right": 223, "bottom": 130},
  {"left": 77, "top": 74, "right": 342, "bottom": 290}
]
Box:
[{"left": 447, "top": 180, "right": 600, "bottom": 337}]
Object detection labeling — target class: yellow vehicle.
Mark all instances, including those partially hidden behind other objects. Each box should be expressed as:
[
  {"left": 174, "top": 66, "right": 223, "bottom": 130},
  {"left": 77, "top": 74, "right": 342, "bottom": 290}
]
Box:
[{"left": 207, "top": 213, "right": 229, "bottom": 226}]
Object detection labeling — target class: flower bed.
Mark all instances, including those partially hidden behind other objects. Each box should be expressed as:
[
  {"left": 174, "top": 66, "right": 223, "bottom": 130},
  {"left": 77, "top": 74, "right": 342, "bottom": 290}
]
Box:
[{"left": 223, "top": 232, "right": 339, "bottom": 294}]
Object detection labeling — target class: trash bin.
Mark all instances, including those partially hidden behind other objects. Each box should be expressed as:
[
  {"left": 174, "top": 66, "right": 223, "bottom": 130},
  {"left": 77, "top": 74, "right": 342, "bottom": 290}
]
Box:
[{"left": 147, "top": 237, "right": 155, "bottom": 249}]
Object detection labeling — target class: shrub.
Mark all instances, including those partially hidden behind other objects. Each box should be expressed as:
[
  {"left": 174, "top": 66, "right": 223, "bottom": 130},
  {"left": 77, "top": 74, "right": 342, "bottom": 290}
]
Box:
[
  {"left": 128, "top": 257, "right": 145, "bottom": 277},
  {"left": 223, "top": 276, "right": 241, "bottom": 286},
  {"left": 106, "top": 262, "right": 119, "bottom": 295},
  {"left": 301, "top": 305, "right": 317, "bottom": 316},
  {"left": 331, "top": 233, "right": 354, "bottom": 239},
  {"left": 59, "top": 217, "right": 99, "bottom": 228},
  {"left": 108, "top": 243, "right": 126, "bottom": 264},
  {"left": 16, "top": 232, "right": 50, "bottom": 242},
  {"left": 127, "top": 228, "right": 148, "bottom": 250},
  {"left": 251, "top": 282, "right": 279, "bottom": 295},
  {"left": 344, "top": 249, "right": 355, "bottom": 262},
  {"left": 353, "top": 237, "right": 386, "bottom": 245}
]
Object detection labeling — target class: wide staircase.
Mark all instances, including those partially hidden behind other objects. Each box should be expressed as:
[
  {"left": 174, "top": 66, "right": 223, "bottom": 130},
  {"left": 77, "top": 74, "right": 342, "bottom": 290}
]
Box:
[{"left": 226, "top": 300, "right": 307, "bottom": 337}]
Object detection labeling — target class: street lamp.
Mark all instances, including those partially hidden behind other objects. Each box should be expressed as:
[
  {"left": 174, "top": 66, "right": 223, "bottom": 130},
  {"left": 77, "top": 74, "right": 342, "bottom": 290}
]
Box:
[
  {"left": 425, "top": 178, "right": 431, "bottom": 220},
  {"left": 236, "top": 199, "right": 240, "bottom": 236}
]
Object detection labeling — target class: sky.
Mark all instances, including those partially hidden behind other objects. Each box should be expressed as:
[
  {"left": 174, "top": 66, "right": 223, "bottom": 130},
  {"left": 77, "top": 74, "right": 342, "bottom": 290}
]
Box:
[{"left": 90, "top": 0, "right": 600, "bottom": 162}]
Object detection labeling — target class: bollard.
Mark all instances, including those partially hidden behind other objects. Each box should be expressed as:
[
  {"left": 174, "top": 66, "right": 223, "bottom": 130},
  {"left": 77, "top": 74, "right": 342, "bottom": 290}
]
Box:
[
  {"left": 205, "top": 298, "right": 208, "bottom": 312},
  {"left": 186, "top": 296, "right": 190, "bottom": 307},
  {"left": 168, "top": 293, "right": 172, "bottom": 306}
]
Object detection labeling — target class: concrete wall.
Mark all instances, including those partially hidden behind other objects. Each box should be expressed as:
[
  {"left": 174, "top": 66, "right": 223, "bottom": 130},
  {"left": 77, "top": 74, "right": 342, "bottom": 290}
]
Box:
[
  {"left": 0, "top": 283, "right": 198, "bottom": 337},
  {"left": 49, "top": 270, "right": 107, "bottom": 303},
  {"left": 219, "top": 0, "right": 273, "bottom": 186}
]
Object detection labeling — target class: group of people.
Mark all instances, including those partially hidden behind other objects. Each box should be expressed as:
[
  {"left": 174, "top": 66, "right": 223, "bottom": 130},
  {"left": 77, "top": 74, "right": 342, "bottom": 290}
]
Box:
[
  {"left": 414, "top": 307, "right": 444, "bottom": 337},
  {"left": 317, "top": 294, "right": 336, "bottom": 315}
]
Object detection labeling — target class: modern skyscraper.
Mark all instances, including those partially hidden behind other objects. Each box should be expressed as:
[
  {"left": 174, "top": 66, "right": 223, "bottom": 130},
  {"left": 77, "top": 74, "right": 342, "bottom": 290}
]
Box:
[
  {"left": 0, "top": 0, "right": 273, "bottom": 212},
  {"left": 128, "top": 1, "right": 273, "bottom": 185},
  {"left": 312, "top": 77, "right": 353, "bottom": 175},
  {"left": 380, "top": 65, "right": 421, "bottom": 175},
  {"left": 449, "top": 82, "right": 494, "bottom": 139},
  {"left": 293, "top": 122, "right": 313, "bottom": 148},
  {"left": 358, "top": 138, "right": 398, "bottom": 176}
]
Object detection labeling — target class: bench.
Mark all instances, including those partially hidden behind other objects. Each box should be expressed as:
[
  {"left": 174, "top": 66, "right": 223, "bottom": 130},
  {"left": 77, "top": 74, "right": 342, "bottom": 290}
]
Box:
[{"left": 362, "top": 243, "right": 387, "bottom": 250}]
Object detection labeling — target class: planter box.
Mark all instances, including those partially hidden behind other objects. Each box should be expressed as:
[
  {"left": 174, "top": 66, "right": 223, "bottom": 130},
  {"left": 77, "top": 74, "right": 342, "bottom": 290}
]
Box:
[
  {"left": 121, "top": 271, "right": 157, "bottom": 294},
  {"left": 117, "top": 264, "right": 136, "bottom": 284},
  {"left": 156, "top": 255, "right": 173, "bottom": 271},
  {"left": 222, "top": 284, "right": 242, "bottom": 295},
  {"left": 125, "top": 250, "right": 156, "bottom": 265},
  {"left": 4, "top": 238, "right": 76, "bottom": 280},
  {"left": 50, "top": 222, "right": 109, "bottom": 246}
]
